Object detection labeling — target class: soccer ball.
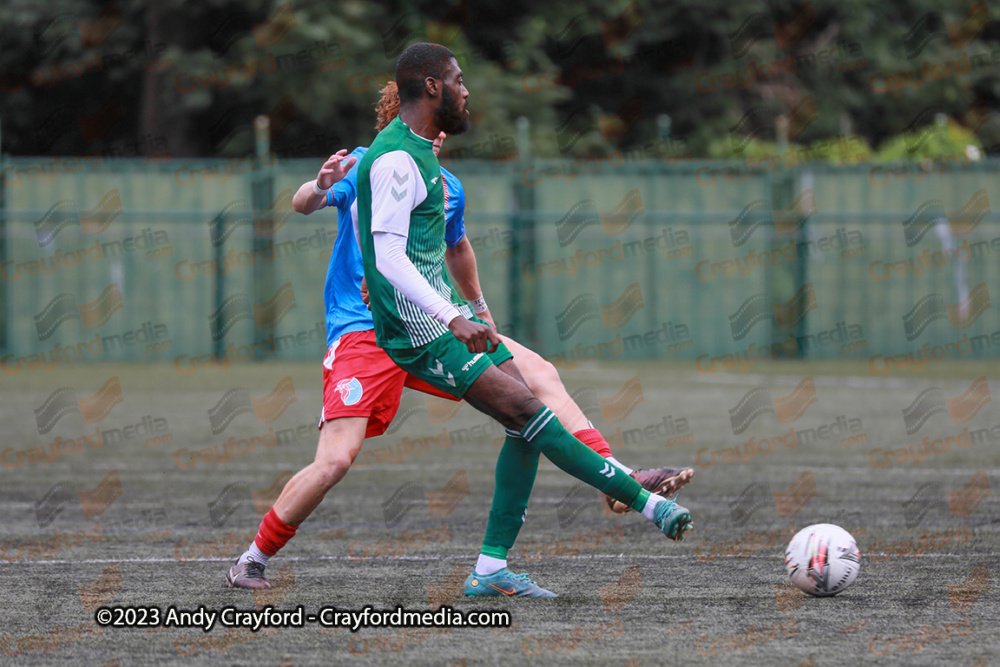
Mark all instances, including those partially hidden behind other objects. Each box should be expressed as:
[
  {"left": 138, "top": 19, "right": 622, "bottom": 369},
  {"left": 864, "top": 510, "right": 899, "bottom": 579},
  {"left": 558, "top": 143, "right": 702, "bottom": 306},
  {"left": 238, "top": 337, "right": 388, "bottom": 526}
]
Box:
[{"left": 784, "top": 524, "right": 860, "bottom": 597}]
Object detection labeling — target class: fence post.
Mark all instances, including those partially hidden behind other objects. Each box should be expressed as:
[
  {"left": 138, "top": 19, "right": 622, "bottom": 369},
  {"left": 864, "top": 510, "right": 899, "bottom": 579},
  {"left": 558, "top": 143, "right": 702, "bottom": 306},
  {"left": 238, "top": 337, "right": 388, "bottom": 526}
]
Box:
[
  {"left": 252, "top": 115, "right": 275, "bottom": 351},
  {"left": 213, "top": 209, "right": 226, "bottom": 360},
  {"left": 773, "top": 117, "right": 808, "bottom": 358},
  {"left": 769, "top": 169, "right": 807, "bottom": 358},
  {"left": 0, "top": 118, "right": 5, "bottom": 353},
  {"left": 510, "top": 116, "right": 537, "bottom": 348}
]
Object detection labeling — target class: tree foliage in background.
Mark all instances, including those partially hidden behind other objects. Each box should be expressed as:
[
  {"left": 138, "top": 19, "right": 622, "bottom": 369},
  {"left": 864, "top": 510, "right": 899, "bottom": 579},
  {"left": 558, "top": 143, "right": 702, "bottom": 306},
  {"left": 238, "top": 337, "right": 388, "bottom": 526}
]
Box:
[{"left": 1, "top": 0, "right": 998, "bottom": 161}]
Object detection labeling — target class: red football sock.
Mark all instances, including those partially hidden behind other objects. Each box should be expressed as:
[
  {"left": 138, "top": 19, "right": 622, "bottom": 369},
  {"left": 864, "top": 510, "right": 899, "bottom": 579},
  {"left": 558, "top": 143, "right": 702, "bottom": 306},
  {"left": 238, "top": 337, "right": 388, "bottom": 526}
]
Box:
[
  {"left": 254, "top": 508, "right": 298, "bottom": 556},
  {"left": 573, "top": 428, "right": 612, "bottom": 459}
]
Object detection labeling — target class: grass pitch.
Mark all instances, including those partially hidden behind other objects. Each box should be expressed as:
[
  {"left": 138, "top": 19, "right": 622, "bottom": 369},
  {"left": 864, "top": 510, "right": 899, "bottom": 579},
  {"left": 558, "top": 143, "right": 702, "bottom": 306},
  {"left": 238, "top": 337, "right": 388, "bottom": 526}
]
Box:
[{"left": 2, "top": 359, "right": 999, "bottom": 665}]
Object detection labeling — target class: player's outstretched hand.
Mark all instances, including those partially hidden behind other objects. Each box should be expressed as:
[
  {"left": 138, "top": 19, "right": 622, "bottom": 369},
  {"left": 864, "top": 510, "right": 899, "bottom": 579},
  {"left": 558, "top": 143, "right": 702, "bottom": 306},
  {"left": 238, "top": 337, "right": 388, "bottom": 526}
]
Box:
[
  {"left": 360, "top": 277, "right": 370, "bottom": 310},
  {"left": 449, "top": 316, "right": 499, "bottom": 354},
  {"left": 317, "top": 149, "right": 357, "bottom": 190}
]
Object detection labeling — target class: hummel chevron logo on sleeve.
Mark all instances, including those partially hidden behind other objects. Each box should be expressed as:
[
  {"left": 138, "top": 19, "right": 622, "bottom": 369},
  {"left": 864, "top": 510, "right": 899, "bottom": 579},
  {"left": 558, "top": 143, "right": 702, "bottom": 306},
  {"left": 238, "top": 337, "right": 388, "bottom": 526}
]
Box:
[
  {"left": 392, "top": 170, "right": 409, "bottom": 185},
  {"left": 391, "top": 187, "right": 407, "bottom": 202}
]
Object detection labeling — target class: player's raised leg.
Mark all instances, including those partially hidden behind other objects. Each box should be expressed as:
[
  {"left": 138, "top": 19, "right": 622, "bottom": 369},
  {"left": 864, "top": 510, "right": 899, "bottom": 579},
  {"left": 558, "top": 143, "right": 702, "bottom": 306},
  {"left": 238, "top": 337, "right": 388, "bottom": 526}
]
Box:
[
  {"left": 226, "top": 416, "right": 367, "bottom": 589},
  {"left": 460, "top": 358, "right": 692, "bottom": 597},
  {"left": 462, "top": 361, "right": 691, "bottom": 534},
  {"left": 500, "top": 334, "right": 694, "bottom": 513}
]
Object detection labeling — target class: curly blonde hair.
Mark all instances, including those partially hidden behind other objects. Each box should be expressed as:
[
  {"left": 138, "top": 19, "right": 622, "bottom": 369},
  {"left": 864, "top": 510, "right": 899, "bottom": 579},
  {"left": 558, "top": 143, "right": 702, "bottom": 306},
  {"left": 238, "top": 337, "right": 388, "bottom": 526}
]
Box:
[{"left": 375, "top": 81, "right": 400, "bottom": 132}]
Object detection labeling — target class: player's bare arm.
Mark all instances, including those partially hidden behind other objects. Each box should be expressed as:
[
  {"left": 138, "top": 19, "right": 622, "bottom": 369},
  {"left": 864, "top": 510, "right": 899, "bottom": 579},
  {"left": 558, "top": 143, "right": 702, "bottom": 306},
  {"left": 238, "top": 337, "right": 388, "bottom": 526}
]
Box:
[
  {"left": 445, "top": 235, "right": 496, "bottom": 330},
  {"left": 291, "top": 149, "right": 358, "bottom": 215}
]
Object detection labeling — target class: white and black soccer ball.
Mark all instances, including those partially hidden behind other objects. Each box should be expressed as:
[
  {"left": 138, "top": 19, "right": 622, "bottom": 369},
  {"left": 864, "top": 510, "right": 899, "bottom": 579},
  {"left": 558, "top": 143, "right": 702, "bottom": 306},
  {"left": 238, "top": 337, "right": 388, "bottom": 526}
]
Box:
[{"left": 784, "top": 524, "right": 860, "bottom": 597}]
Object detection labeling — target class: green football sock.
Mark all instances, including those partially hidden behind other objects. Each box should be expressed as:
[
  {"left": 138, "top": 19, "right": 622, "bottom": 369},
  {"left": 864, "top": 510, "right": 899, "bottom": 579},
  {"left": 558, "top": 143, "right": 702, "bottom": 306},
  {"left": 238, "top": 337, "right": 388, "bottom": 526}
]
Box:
[
  {"left": 480, "top": 430, "right": 540, "bottom": 559},
  {"left": 521, "top": 407, "right": 650, "bottom": 512}
]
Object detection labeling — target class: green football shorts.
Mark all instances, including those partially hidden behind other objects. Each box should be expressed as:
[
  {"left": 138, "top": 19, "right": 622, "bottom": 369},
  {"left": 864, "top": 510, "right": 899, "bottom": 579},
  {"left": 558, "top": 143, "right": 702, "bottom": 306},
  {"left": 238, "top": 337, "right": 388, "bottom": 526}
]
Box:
[{"left": 385, "top": 317, "right": 513, "bottom": 398}]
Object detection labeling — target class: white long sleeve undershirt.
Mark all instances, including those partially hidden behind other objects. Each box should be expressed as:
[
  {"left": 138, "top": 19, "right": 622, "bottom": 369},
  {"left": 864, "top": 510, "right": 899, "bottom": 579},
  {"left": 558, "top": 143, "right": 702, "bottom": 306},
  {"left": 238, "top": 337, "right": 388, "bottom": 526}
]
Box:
[{"left": 373, "top": 230, "right": 462, "bottom": 326}]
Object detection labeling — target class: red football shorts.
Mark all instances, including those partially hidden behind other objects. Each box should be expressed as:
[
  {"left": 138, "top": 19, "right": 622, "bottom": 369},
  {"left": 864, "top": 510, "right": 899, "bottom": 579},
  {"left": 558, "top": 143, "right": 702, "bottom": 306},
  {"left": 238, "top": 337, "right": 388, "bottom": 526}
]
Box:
[{"left": 320, "top": 329, "right": 458, "bottom": 438}]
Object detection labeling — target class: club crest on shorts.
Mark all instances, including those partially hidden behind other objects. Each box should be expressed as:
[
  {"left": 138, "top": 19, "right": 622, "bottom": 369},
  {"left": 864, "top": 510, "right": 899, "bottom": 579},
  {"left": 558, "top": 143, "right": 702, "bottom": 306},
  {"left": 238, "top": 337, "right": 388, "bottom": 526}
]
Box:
[{"left": 335, "top": 377, "right": 363, "bottom": 405}]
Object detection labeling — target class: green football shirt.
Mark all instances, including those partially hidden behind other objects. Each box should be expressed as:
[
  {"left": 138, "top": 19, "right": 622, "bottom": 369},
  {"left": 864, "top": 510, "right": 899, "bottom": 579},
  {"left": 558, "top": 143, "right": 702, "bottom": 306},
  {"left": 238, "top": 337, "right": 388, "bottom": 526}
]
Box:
[{"left": 356, "top": 117, "right": 472, "bottom": 349}]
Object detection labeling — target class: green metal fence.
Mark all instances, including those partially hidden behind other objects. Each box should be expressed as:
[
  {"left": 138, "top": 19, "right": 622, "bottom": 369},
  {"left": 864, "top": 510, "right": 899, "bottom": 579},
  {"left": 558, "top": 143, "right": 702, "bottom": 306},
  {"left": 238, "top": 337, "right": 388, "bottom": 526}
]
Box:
[{"left": 2, "top": 154, "right": 999, "bottom": 372}]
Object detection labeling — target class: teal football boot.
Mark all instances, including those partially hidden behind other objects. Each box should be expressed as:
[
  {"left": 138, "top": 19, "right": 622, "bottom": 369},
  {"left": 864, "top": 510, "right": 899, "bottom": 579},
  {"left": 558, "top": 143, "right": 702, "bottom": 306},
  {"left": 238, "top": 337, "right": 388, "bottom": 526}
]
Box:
[{"left": 463, "top": 568, "right": 557, "bottom": 598}]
